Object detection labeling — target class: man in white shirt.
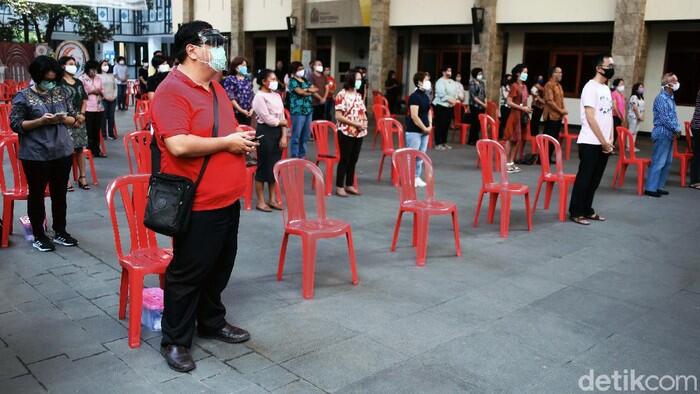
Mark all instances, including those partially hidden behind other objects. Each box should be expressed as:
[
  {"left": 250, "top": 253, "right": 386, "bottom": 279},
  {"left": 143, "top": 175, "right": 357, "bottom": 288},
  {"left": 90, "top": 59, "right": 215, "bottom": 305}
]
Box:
[
  {"left": 569, "top": 54, "right": 615, "bottom": 225},
  {"left": 113, "top": 56, "right": 129, "bottom": 110}
]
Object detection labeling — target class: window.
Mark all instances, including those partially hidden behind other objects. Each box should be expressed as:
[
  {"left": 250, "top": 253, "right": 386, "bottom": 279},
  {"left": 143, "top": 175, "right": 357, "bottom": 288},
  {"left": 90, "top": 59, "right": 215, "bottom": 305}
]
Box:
[
  {"left": 253, "top": 37, "right": 267, "bottom": 71},
  {"left": 316, "top": 36, "right": 331, "bottom": 69},
  {"left": 418, "top": 33, "right": 471, "bottom": 81},
  {"left": 523, "top": 32, "right": 612, "bottom": 97},
  {"left": 275, "top": 36, "right": 290, "bottom": 66},
  {"left": 665, "top": 31, "right": 700, "bottom": 106}
]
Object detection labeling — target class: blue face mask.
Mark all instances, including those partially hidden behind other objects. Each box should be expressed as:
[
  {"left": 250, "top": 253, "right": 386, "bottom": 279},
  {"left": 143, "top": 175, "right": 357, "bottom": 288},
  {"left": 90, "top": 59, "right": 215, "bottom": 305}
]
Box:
[
  {"left": 519, "top": 72, "right": 528, "bottom": 82},
  {"left": 238, "top": 65, "right": 248, "bottom": 75},
  {"left": 354, "top": 79, "right": 362, "bottom": 90},
  {"left": 38, "top": 80, "right": 56, "bottom": 91}
]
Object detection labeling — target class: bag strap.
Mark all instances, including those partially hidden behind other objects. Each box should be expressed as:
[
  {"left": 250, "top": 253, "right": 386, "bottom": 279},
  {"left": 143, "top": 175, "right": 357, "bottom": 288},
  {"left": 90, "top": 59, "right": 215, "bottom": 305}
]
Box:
[{"left": 193, "top": 86, "right": 220, "bottom": 188}]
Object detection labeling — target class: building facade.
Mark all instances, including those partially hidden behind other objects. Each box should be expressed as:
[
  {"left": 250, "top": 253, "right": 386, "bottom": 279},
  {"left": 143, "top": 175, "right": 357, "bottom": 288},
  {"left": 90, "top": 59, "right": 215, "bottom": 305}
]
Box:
[{"left": 179, "top": 0, "right": 696, "bottom": 131}]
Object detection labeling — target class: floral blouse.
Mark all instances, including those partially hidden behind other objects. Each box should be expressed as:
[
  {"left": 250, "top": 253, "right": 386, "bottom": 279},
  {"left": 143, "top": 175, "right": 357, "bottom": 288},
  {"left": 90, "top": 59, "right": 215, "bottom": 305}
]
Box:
[
  {"left": 334, "top": 89, "right": 367, "bottom": 138},
  {"left": 287, "top": 77, "right": 313, "bottom": 116},
  {"left": 222, "top": 75, "right": 254, "bottom": 113}
]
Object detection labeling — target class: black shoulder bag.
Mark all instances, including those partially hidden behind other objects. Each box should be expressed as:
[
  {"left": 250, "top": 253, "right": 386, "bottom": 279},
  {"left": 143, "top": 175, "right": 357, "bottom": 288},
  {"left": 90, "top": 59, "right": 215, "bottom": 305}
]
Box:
[{"left": 143, "top": 89, "right": 220, "bottom": 236}]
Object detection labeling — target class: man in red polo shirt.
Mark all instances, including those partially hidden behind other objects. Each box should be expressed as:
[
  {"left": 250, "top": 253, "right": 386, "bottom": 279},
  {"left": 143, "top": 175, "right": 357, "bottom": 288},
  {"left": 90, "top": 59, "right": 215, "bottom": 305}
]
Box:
[{"left": 152, "top": 21, "right": 257, "bottom": 373}]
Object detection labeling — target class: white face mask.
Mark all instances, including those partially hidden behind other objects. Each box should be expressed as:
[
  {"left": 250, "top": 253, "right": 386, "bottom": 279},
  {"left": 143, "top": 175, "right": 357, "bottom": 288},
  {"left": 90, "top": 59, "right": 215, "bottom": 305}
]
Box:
[
  {"left": 476, "top": 74, "right": 483, "bottom": 81},
  {"left": 101, "top": 65, "right": 109, "bottom": 72},
  {"left": 315, "top": 65, "right": 323, "bottom": 73},
  {"left": 296, "top": 70, "right": 305, "bottom": 78},
  {"left": 64, "top": 65, "right": 77, "bottom": 75},
  {"left": 421, "top": 80, "right": 431, "bottom": 91},
  {"left": 158, "top": 64, "right": 170, "bottom": 73},
  {"left": 616, "top": 85, "right": 625, "bottom": 92},
  {"left": 118, "top": 61, "right": 125, "bottom": 65},
  {"left": 268, "top": 80, "right": 279, "bottom": 91},
  {"left": 531, "top": 86, "right": 538, "bottom": 95},
  {"left": 672, "top": 82, "right": 680, "bottom": 91}
]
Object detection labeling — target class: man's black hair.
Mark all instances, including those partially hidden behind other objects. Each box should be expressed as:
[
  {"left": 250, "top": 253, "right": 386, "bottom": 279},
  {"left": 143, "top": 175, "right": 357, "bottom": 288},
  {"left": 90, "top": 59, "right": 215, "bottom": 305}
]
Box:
[{"left": 174, "top": 20, "right": 214, "bottom": 64}]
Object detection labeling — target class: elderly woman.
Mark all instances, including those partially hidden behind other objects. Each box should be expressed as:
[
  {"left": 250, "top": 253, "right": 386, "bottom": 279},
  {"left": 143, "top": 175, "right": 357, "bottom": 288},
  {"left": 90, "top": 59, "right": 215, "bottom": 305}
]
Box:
[{"left": 10, "top": 56, "right": 79, "bottom": 252}]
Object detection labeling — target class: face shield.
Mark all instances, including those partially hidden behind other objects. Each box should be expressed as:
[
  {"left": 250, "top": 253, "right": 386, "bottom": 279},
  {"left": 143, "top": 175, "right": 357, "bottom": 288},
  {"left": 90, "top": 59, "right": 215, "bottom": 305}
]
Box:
[{"left": 196, "top": 28, "right": 229, "bottom": 72}]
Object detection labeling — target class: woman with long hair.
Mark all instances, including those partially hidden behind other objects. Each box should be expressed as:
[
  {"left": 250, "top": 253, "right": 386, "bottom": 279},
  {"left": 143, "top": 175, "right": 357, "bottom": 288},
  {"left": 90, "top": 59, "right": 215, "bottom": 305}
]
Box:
[
  {"left": 504, "top": 64, "right": 532, "bottom": 173},
  {"left": 58, "top": 56, "right": 90, "bottom": 190},
  {"left": 334, "top": 69, "right": 368, "bottom": 197},
  {"left": 627, "top": 82, "right": 645, "bottom": 152},
  {"left": 80, "top": 60, "right": 105, "bottom": 157},
  {"left": 99, "top": 59, "right": 117, "bottom": 140}
]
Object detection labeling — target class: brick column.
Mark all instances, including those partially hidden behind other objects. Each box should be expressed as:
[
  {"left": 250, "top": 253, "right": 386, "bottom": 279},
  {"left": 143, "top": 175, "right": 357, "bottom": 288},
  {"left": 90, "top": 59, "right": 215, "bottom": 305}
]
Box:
[
  {"left": 368, "top": 0, "right": 397, "bottom": 106},
  {"left": 470, "top": 0, "right": 504, "bottom": 102},
  {"left": 229, "top": 0, "right": 246, "bottom": 57},
  {"left": 182, "top": 0, "right": 195, "bottom": 23},
  {"left": 291, "top": 0, "right": 315, "bottom": 62},
  {"left": 611, "top": 0, "right": 648, "bottom": 87}
]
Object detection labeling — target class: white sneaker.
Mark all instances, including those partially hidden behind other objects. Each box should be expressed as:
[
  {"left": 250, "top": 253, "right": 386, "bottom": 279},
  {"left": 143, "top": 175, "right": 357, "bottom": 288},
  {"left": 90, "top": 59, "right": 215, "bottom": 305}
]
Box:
[
  {"left": 435, "top": 145, "right": 446, "bottom": 151},
  {"left": 414, "top": 177, "right": 427, "bottom": 188},
  {"left": 444, "top": 144, "right": 453, "bottom": 150},
  {"left": 634, "top": 147, "right": 640, "bottom": 153}
]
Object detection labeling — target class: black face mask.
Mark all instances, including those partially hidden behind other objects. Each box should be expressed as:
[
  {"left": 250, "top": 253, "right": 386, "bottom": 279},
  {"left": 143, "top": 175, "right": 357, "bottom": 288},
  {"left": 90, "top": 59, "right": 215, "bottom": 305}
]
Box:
[{"left": 599, "top": 67, "right": 615, "bottom": 80}]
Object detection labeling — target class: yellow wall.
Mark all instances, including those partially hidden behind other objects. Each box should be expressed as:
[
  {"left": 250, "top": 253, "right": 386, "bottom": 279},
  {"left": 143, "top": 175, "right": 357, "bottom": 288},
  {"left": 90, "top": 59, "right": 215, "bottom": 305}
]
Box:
[
  {"left": 390, "top": 0, "right": 474, "bottom": 26},
  {"left": 496, "top": 0, "right": 615, "bottom": 24}
]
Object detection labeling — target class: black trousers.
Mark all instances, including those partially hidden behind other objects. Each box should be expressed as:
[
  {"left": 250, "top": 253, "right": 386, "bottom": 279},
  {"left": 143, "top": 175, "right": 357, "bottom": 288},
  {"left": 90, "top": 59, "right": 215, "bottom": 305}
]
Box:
[
  {"left": 102, "top": 100, "right": 117, "bottom": 138},
  {"left": 691, "top": 127, "right": 700, "bottom": 184},
  {"left": 433, "top": 104, "right": 452, "bottom": 146},
  {"left": 468, "top": 105, "right": 484, "bottom": 145},
  {"left": 569, "top": 144, "right": 610, "bottom": 218},
  {"left": 499, "top": 106, "right": 510, "bottom": 140},
  {"left": 235, "top": 112, "right": 251, "bottom": 127},
  {"left": 336, "top": 132, "right": 363, "bottom": 187},
  {"left": 117, "top": 84, "right": 127, "bottom": 110},
  {"left": 161, "top": 201, "right": 241, "bottom": 348},
  {"left": 544, "top": 119, "right": 563, "bottom": 160},
  {"left": 613, "top": 116, "right": 622, "bottom": 144},
  {"left": 313, "top": 104, "right": 326, "bottom": 121},
  {"left": 85, "top": 111, "right": 104, "bottom": 156},
  {"left": 21, "top": 156, "right": 72, "bottom": 239},
  {"left": 531, "top": 106, "right": 543, "bottom": 136}
]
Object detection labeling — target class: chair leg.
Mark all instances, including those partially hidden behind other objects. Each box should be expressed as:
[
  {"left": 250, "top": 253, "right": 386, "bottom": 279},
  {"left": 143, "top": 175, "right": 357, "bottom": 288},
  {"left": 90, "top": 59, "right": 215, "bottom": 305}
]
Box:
[
  {"left": 372, "top": 130, "right": 379, "bottom": 150},
  {"left": 558, "top": 181, "right": 568, "bottom": 222},
  {"left": 412, "top": 212, "right": 417, "bottom": 247},
  {"left": 87, "top": 153, "right": 98, "bottom": 185},
  {"left": 127, "top": 272, "right": 144, "bottom": 348},
  {"left": 544, "top": 182, "right": 554, "bottom": 210},
  {"left": 500, "top": 193, "right": 511, "bottom": 238},
  {"left": 118, "top": 269, "right": 129, "bottom": 320},
  {"left": 533, "top": 179, "right": 544, "bottom": 213},
  {"left": 277, "top": 232, "right": 290, "bottom": 281},
  {"left": 1, "top": 197, "right": 12, "bottom": 248},
  {"left": 325, "top": 161, "right": 335, "bottom": 196},
  {"left": 460, "top": 125, "right": 468, "bottom": 145},
  {"left": 487, "top": 192, "right": 499, "bottom": 224},
  {"left": 72, "top": 154, "right": 79, "bottom": 182},
  {"left": 637, "top": 163, "right": 644, "bottom": 195},
  {"left": 377, "top": 155, "right": 385, "bottom": 182},
  {"left": 524, "top": 192, "right": 533, "bottom": 231},
  {"left": 415, "top": 213, "right": 429, "bottom": 266},
  {"left": 619, "top": 164, "right": 628, "bottom": 188},
  {"left": 680, "top": 158, "right": 687, "bottom": 187},
  {"left": 473, "top": 190, "right": 485, "bottom": 227},
  {"left": 611, "top": 161, "right": 621, "bottom": 188},
  {"left": 301, "top": 237, "right": 317, "bottom": 299},
  {"left": 345, "top": 230, "right": 359, "bottom": 285},
  {"left": 390, "top": 210, "right": 404, "bottom": 252},
  {"left": 451, "top": 210, "right": 461, "bottom": 257},
  {"left": 565, "top": 138, "right": 572, "bottom": 161}
]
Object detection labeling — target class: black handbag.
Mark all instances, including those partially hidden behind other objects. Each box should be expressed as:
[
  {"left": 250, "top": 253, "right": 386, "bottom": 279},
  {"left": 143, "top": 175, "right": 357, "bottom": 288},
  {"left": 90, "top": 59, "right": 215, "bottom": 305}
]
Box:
[{"left": 143, "top": 89, "right": 220, "bottom": 236}]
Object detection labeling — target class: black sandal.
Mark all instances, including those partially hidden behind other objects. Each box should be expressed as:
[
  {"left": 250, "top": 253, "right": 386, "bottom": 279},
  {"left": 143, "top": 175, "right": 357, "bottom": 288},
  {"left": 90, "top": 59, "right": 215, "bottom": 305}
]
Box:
[
  {"left": 586, "top": 213, "right": 606, "bottom": 221},
  {"left": 78, "top": 176, "right": 91, "bottom": 190},
  {"left": 570, "top": 216, "right": 591, "bottom": 225}
]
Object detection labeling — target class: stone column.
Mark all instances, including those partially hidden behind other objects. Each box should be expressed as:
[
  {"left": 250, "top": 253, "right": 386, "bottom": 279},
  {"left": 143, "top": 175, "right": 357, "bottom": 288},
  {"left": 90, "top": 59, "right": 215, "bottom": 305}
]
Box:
[
  {"left": 291, "top": 0, "right": 315, "bottom": 62},
  {"left": 229, "top": 0, "right": 247, "bottom": 58},
  {"left": 470, "top": 0, "right": 504, "bottom": 103},
  {"left": 611, "top": 0, "right": 648, "bottom": 87},
  {"left": 368, "top": 0, "right": 397, "bottom": 106},
  {"left": 182, "top": 0, "right": 195, "bottom": 23}
]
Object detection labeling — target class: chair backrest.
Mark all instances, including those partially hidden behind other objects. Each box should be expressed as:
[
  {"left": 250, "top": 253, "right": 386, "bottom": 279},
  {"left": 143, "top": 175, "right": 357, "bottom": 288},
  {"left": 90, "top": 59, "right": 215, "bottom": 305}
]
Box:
[
  {"left": 453, "top": 103, "right": 464, "bottom": 126},
  {"left": 616, "top": 126, "right": 636, "bottom": 161},
  {"left": 273, "top": 159, "right": 327, "bottom": 226},
  {"left": 135, "top": 99, "right": 150, "bottom": 115},
  {"left": 535, "top": 134, "right": 564, "bottom": 176},
  {"left": 0, "top": 103, "right": 11, "bottom": 133},
  {"left": 123, "top": 131, "right": 152, "bottom": 174},
  {"left": 487, "top": 101, "right": 498, "bottom": 118},
  {"left": 105, "top": 174, "right": 159, "bottom": 259},
  {"left": 478, "top": 113, "right": 498, "bottom": 140},
  {"left": 392, "top": 148, "right": 435, "bottom": 203},
  {"left": 476, "top": 139, "right": 509, "bottom": 186},
  {"left": 376, "top": 95, "right": 390, "bottom": 109},
  {"left": 311, "top": 120, "right": 339, "bottom": 159},
  {"left": 683, "top": 121, "right": 693, "bottom": 153},
  {"left": 133, "top": 111, "right": 151, "bottom": 131},
  {"left": 374, "top": 104, "right": 391, "bottom": 127},
  {"left": 0, "top": 133, "right": 27, "bottom": 194},
  {"left": 380, "top": 117, "right": 405, "bottom": 152}
]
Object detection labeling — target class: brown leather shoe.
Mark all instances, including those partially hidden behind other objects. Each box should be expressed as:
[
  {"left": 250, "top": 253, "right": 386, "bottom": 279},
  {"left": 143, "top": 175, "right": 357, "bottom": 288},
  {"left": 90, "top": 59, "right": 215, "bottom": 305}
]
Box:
[
  {"left": 198, "top": 323, "right": 250, "bottom": 344},
  {"left": 160, "top": 345, "right": 196, "bottom": 373}
]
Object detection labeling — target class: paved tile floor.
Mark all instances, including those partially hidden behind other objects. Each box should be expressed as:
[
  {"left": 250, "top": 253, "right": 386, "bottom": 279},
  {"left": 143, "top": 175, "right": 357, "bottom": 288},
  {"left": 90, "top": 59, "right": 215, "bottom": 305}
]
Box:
[{"left": 1, "top": 110, "right": 699, "bottom": 393}]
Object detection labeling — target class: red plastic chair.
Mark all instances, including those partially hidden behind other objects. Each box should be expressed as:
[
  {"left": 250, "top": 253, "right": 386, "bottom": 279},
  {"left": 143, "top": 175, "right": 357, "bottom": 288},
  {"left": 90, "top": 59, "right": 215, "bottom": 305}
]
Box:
[
  {"left": 390, "top": 148, "right": 461, "bottom": 266},
  {"left": 133, "top": 110, "right": 151, "bottom": 131},
  {"left": 281, "top": 109, "right": 292, "bottom": 160},
  {"left": 123, "top": 131, "right": 152, "bottom": 175},
  {"left": 372, "top": 104, "right": 393, "bottom": 150},
  {"left": 533, "top": 134, "right": 576, "bottom": 221},
  {"left": 311, "top": 120, "right": 340, "bottom": 196},
  {"left": 0, "top": 103, "right": 11, "bottom": 133},
  {"left": 611, "top": 126, "right": 650, "bottom": 195},
  {"left": 134, "top": 99, "right": 150, "bottom": 116},
  {"left": 559, "top": 116, "right": 578, "bottom": 160},
  {"left": 105, "top": 174, "right": 172, "bottom": 348},
  {"left": 674, "top": 121, "right": 694, "bottom": 187},
  {"left": 377, "top": 117, "right": 405, "bottom": 185},
  {"left": 476, "top": 114, "right": 499, "bottom": 168},
  {"left": 473, "top": 139, "right": 533, "bottom": 238},
  {"left": 375, "top": 95, "right": 390, "bottom": 109},
  {"left": 518, "top": 122, "right": 538, "bottom": 160},
  {"left": 273, "top": 159, "right": 359, "bottom": 299},
  {"left": 453, "top": 102, "right": 470, "bottom": 145},
  {"left": 71, "top": 148, "right": 99, "bottom": 186},
  {"left": 487, "top": 101, "right": 498, "bottom": 119}
]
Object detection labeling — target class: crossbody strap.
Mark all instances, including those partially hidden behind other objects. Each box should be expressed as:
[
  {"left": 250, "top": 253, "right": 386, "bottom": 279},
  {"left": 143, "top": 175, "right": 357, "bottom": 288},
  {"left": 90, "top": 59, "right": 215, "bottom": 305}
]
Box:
[{"left": 193, "top": 86, "right": 220, "bottom": 188}]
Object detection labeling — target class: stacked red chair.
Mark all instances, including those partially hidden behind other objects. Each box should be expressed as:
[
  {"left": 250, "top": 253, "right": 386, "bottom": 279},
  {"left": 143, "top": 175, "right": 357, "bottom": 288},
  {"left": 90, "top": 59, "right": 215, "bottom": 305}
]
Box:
[
  {"left": 273, "top": 159, "right": 359, "bottom": 299},
  {"left": 674, "top": 122, "right": 694, "bottom": 187},
  {"left": 123, "top": 131, "right": 153, "bottom": 175},
  {"left": 452, "top": 102, "right": 470, "bottom": 145},
  {"left": 611, "top": 126, "right": 650, "bottom": 195},
  {"left": 377, "top": 117, "right": 405, "bottom": 185},
  {"left": 311, "top": 120, "right": 340, "bottom": 196},
  {"left": 372, "top": 104, "right": 393, "bottom": 150},
  {"left": 473, "top": 139, "right": 533, "bottom": 238},
  {"left": 477, "top": 113, "right": 499, "bottom": 168},
  {"left": 0, "top": 103, "right": 11, "bottom": 133},
  {"left": 390, "top": 148, "right": 461, "bottom": 266},
  {"left": 559, "top": 116, "right": 578, "bottom": 160},
  {"left": 533, "top": 134, "right": 576, "bottom": 222},
  {"left": 105, "top": 174, "right": 172, "bottom": 348}
]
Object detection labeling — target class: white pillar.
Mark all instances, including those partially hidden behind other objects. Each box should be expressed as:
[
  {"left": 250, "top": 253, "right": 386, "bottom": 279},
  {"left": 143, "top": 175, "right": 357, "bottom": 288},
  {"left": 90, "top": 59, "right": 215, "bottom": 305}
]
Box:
[{"left": 148, "top": 37, "right": 163, "bottom": 58}]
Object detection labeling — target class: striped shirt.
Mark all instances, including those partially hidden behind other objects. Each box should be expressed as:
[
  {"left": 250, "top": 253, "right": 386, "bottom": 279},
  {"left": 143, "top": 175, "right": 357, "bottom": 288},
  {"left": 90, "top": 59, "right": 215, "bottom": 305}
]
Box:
[{"left": 691, "top": 89, "right": 700, "bottom": 130}]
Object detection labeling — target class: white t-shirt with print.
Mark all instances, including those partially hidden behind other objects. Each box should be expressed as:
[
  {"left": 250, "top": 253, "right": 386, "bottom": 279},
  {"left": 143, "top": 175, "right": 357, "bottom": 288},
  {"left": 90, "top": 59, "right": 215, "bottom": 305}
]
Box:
[{"left": 578, "top": 79, "right": 614, "bottom": 145}]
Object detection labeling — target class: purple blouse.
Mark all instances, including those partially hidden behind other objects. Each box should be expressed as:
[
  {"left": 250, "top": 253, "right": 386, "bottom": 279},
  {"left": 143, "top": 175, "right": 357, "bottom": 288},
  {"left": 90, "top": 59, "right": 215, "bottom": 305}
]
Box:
[{"left": 223, "top": 75, "right": 254, "bottom": 113}]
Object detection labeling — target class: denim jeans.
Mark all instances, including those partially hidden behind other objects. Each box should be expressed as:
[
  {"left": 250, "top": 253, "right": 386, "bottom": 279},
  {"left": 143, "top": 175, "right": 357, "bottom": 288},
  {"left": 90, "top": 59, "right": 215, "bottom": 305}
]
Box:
[
  {"left": 645, "top": 136, "right": 673, "bottom": 192},
  {"left": 290, "top": 113, "right": 312, "bottom": 158},
  {"left": 404, "top": 131, "right": 429, "bottom": 177}
]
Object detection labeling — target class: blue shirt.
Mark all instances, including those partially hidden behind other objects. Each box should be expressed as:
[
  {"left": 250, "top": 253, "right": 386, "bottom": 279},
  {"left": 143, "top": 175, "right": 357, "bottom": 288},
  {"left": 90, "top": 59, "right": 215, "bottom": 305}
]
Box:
[
  {"left": 651, "top": 89, "right": 681, "bottom": 141},
  {"left": 406, "top": 89, "right": 430, "bottom": 133},
  {"left": 432, "top": 77, "right": 458, "bottom": 108}
]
